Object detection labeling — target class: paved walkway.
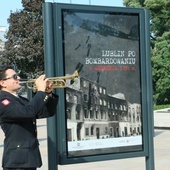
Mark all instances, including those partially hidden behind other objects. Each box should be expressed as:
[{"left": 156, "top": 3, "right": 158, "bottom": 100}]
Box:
[
  {"left": 154, "top": 108, "right": 170, "bottom": 129},
  {"left": 1, "top": 108, "right": 170, "bottom": 170}
]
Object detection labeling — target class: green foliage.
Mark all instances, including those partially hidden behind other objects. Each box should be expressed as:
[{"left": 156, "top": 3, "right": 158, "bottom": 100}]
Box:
[
  {"left": 145, "top": 0, "right": 170, "bottom": 37},
  {"left": 123, "top": 0, "right": 144, "bottom": 7},
  {"left": 124, "top": 0, "right": 170, "bottom": 105},
  {"left": 154, "top": 104, "right": 170, "bottom": 111}
]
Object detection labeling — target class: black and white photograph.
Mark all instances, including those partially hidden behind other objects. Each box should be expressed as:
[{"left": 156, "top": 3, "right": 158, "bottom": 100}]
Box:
[{"left": 61, "top": 9, "right": 143, "bottom": 157}]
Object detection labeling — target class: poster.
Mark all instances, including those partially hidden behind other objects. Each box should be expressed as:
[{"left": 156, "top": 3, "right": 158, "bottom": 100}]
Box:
[{"left": 62, "top": 9, "right": 143, "bottom": 157}]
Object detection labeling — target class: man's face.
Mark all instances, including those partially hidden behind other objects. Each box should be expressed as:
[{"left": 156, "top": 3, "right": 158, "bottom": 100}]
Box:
[{"left": 0, "top": 69, "right": 21, "bottom": 93}]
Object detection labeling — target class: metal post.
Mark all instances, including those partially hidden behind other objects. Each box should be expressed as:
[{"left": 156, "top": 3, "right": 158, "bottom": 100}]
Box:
[
  {"left": 43, "top": 3, "right": 58, "bottom": 170},
  {"left": 144, "top": 9, "right": 155, "bottom": 170}
]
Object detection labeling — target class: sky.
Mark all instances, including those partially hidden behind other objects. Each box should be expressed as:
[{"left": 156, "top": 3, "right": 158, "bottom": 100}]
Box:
[
  {"left": 0, "top": 0, "right": 124, "bottom": 29},
  {"left": 0, "top": 0, "right": 23, "bottom": 28}
]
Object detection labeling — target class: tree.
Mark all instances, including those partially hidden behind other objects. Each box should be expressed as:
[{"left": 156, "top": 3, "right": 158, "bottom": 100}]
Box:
[
  {"left": 124, "top": 0, "right": 170, "bottom": 105},
  {"left": 1, "top": 0, "right": 45, "bottom": 79},
  {"left": 151, "top": 32, "right": 170, "bottom": 104}
]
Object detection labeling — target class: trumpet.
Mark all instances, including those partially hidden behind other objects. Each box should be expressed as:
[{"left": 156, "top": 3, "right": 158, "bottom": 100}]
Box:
[{"left": 20, "top": 70, "right": 79, "bottom": 90}]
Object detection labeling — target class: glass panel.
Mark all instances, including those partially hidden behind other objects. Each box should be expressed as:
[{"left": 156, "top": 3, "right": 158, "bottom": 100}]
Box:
[{"left": 62, "top": 9, "right": 143, "bottom": 158}]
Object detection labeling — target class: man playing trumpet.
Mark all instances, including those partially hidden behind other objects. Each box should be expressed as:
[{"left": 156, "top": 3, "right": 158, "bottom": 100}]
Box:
[{"left": 0, "top": 66, "right": 59, "bottom": 170}]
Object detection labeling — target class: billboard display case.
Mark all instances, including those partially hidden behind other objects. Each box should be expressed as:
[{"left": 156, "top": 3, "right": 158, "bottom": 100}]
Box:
[{"left": 43, "top": 3, "right": 154, "bottom": 167}]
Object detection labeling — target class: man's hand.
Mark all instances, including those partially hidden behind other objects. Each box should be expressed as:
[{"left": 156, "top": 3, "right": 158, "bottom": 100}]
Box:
[
  {"left": 45, "top": 81, "right": 53, "bottom": 94},
  {"left": 35, "top": 74, "right": 48, "bottom": 92}
]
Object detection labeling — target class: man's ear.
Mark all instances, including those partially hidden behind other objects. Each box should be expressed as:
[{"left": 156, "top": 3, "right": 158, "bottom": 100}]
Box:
[{"left": 0, "top": 81, "right": 7, "bottom": 88}]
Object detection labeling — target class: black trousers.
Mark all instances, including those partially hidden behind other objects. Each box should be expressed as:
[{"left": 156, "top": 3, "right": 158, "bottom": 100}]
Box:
[{"left": 3, "top": 168, "right": 36, "bottom": 170}]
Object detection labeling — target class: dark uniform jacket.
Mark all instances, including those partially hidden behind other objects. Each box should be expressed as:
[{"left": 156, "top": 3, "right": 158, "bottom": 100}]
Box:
[{"left": 0, "top": 91, "right": 58, "bottom": 168}]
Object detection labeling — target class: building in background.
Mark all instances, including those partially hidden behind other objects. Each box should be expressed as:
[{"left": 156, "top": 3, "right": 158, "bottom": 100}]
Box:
[
  {"left": 0, "top": 26, "right": 6, "bottom": 42},
  {"left": 0, "top": 26, "right": 6, "bottom": 58},
  {"left": 45, "top": 0, "right": 124, "bottom": 7}
]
